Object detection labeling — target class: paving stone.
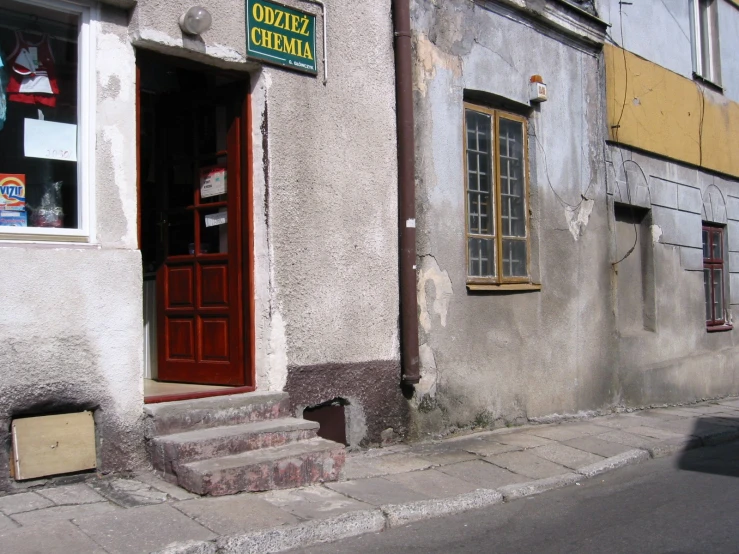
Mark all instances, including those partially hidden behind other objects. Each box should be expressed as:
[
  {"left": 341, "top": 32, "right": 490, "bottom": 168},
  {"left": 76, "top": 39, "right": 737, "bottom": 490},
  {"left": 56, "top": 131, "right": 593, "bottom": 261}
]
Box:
[
  {"left": 678, "top": 404, "right": 731, "bottom": 414},
  {"left": 621, "top": 425, "right": 692, "bottom": 441},
  {"left": 341, "top": 453, "right": 432, "bottom": 479},
  {"left": 562, "top": 436, "right": 635, "bottom": 458},
  {"left": 174, "top": 494, "right": 299, "bottom": 535},
  {"left": 530, "top": 443, "right": 604, "bottom": 470},
  {"left": 135, "top": 471, "right": 197, "bottom": 501},
  {"left": 593, "top": 415, "right": 664, "bottom": 430},
  {"left": 327, "top": 477, "right": 429, "bottom": 506},
  {"left": 11, "top": 501, "right": 119, "bottom": 525},
  {"left": 92, "top": 478, "right": 169, "bottom": 507},
  {"left": 0, "top": 512, "right": 18, "bottom": 532},
  {"left": 0, "top": 492, "right": 54, "bottom": 515},
  {"left": 489, "top": 432, "right": 553, "bottom": 449},
  {"left": 261, "top": 485, "right": 373, "bottom": 520},
  {"left": 0, "top": 520, "right": 106, "bottom": 553},
  {"left": 525, "top": 423, "right": 609, "bottom": 442},
  {"left": 596, "top": 430, "right": 661, "bottom": 449},
  {"left": 384, "top": 468, "right": 480, "bottom": 498},
  {"left": 484, "top": 450, "right": 571, "bottom": 479},
  {"left": 654, "top": 407, "right": 702, "bottom": 417},
  {"left": 415, "top": 448, "right": 479, "bottom": 466},
  {"left": 437, "top": 460, "right": 527, "bottom": 488},
  {"left": 74, "top": 503, "right": 215, "bottom": 554},
  {"left": 461, "top": 440, "right": 521, "bottom": 457},
  {"left": 636, "top": 410, "right": 686, "bottom": 422},
  {"left": 639, "top": 417, "right": 706, "bottom": 436},
  {"left": 37, "top": 484, "right": 107, "bottom": 505}
]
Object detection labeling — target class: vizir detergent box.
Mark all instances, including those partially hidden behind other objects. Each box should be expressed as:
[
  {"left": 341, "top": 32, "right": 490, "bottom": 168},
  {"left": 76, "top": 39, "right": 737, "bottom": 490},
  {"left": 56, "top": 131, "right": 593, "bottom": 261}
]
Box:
[{"left": 0, "top": 174, "right": 26, "bottom": 211}]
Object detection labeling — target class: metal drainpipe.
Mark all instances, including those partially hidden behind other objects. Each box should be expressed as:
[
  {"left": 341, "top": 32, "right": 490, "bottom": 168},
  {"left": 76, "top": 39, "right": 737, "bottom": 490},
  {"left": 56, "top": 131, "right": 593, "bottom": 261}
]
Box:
[{"left": 392, "top": 0, "right": 420, "bottom": 385}]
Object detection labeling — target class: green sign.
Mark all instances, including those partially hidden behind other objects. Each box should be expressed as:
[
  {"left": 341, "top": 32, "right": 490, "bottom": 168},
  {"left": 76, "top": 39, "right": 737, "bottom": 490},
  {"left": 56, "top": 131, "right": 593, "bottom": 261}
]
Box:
[{"left": 246, "top": 0, "right": 317, "bottom": 75}]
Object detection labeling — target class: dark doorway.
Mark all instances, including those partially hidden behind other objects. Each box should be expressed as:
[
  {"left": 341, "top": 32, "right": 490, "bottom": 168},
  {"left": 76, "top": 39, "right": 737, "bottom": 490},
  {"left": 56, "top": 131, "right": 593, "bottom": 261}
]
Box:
[{"left": 138, "top": 52, "right": 252, "bottom": 387}]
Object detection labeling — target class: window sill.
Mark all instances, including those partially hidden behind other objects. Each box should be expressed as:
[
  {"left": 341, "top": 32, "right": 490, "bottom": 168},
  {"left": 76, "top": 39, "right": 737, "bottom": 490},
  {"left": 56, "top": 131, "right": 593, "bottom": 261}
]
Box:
[
  {"left": 707, "top": 324, "right": 733, "bottom": 333},
  {"left": 466, "top": 282, "right": 541, "bottom": 292},
  {"left": 693, "top": 72, "right": 723, "bottom": 93}
]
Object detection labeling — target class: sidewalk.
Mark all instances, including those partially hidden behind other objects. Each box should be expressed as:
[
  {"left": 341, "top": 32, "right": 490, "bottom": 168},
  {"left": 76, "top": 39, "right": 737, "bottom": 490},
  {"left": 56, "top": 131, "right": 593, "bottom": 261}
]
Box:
[{"left": 1, "top": 399, "right": 739, "bottom": 554}]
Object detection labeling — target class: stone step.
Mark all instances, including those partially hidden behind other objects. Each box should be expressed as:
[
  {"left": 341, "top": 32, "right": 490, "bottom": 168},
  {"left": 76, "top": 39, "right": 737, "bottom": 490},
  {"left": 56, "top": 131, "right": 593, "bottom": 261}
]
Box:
[
  {"left": 150, "top": 417, "right": 320, "bottom": 474},
  {"left": 176, "top": 437, "right": 346, "bottom": 496},
  {"left": 143, "top": 391, "right": 290, "bottom": 438}
]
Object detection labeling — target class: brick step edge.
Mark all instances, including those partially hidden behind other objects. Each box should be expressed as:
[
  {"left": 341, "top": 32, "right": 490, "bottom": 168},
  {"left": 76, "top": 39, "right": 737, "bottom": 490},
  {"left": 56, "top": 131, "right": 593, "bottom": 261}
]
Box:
[
  {"left": 151, "top": 418, "right": 321, "bottom": 474},
  {"left": 144, "top": 392, "right": 291, "bottom": 438},
  {"left": 176, "top": 438, "right": 346, "bottom": 496}
]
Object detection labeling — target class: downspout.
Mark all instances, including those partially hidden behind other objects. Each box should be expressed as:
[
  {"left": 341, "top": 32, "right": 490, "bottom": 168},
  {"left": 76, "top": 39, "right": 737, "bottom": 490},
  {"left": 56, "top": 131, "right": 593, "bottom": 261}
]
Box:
[{"left": 392, "top": 0, "right": 420, "bottom": 385}]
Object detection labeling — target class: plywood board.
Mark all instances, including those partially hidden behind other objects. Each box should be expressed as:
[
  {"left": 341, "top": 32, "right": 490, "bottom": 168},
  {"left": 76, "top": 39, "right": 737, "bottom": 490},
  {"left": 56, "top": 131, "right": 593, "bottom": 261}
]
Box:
[{"left": 12, "top": 412, "right": 97, "bottom": 480}]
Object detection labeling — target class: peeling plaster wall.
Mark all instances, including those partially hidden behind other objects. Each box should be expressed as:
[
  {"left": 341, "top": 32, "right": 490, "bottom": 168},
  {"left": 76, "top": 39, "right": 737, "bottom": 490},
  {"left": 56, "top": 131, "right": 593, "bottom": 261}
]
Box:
[
  {"left": 412, "top": 0, "right": 739, "bottom": 438},
  {"left": 0, "top": 6, "right": 145, "bottom": 490},
  {"left": 411, "top": 0, "right": 615, "bottom": 436},
  {"left": 130, "top": 0, "right": 402, "bottom": 444}
]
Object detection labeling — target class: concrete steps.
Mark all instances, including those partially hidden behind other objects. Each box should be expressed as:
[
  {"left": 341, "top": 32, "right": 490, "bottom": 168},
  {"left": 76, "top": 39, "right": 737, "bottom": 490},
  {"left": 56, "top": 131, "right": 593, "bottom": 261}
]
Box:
[
  {"left": 177, "top": 437, "right": 346, "bottom": 496},
  {"left": 150, "top": 418, "right": 320, "bottom": 474},
  {"left": 144, "top": 392, "right": 345, "bottom": 496}
]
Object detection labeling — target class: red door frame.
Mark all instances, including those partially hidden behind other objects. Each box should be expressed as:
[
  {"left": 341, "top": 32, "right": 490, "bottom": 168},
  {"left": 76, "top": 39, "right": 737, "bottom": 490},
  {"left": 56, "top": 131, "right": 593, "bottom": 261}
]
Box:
[{"left": 136, "top": 54, "right": 256, "bottom": 403}]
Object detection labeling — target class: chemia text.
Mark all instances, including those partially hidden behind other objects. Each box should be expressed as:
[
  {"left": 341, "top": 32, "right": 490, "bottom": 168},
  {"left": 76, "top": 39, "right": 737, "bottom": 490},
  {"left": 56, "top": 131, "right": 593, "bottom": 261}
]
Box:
[{"left": 251, "top": 3, "right": 313, "bottom": 61}]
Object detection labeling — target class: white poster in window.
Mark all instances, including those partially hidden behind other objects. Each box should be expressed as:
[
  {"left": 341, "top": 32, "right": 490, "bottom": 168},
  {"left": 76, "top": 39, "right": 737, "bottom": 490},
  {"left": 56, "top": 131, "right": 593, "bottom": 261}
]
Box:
[
  {"left": 204, "top": 211, "right": 227, "bottom": 227},
  {"left": 200, "top": 167, "right": 227, "bottom": 198},
  {"left": 24, "top": 119, "right": 78, "bottom": 162}
]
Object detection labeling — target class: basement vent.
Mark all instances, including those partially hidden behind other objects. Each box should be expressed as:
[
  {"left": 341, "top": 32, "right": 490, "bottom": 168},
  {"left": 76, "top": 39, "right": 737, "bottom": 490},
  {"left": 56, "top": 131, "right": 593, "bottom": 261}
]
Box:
[{"left": 11, "top": 411, "right": 97, "bottom": 481}]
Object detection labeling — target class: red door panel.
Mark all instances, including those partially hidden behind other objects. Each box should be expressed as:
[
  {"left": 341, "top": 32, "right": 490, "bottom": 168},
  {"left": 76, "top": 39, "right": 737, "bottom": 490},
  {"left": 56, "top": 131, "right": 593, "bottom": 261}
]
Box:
[{"left": 200, "top": 264, "right": 229, "bottom": 306}]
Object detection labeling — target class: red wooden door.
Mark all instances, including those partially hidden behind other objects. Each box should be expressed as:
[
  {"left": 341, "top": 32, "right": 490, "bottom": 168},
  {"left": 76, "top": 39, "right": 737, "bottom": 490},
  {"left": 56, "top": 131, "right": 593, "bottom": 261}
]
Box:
[{"left": 156, "top": 85, "right": 248, "bottom": 386}]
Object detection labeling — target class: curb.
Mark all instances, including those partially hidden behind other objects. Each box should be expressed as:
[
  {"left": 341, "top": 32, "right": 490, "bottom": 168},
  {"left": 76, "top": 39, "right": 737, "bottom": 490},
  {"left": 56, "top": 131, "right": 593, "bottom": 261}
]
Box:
[
  {"left": 381, "top": 488, "right": 503, "bottom": 528},
  {"left": 576, "top": 449, "right": 649, "bottom": 478},
  {"left": 154, "top": 437, "right": 738, "bottom": 554}
]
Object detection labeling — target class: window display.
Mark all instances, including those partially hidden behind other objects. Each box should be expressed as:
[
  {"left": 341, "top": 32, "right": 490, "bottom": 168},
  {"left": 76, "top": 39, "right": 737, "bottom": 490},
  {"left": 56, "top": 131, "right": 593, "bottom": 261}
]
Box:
[{"left": 0, "top": 0, "right": 80, "bottom": 231}]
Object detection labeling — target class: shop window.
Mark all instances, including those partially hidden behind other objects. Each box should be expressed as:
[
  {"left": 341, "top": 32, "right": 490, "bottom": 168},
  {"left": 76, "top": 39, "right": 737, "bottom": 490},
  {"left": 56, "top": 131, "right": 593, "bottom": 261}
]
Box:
[
  {"left": 690, "top": 0, "right": 721, "bottom": 86},
  {"left": 464, "top": 103, "right": 531, "bottom": 286},
  {"left": 703, "top": 224, "right": 730, "bottom": 331},
  {"left": 0, "top": 0, "right": 93, "bottom": 240}
]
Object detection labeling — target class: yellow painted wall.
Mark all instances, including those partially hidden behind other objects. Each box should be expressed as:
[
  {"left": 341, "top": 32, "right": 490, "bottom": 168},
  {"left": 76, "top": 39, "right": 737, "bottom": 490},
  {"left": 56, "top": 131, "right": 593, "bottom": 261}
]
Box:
[{"left": 604, "top": 44, "right": 739, "bottom": 179}]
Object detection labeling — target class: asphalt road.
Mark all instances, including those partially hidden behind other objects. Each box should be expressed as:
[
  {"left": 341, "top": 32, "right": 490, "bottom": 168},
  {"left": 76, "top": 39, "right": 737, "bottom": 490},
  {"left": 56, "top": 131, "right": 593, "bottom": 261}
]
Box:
[{"left": 296, "top": 440, "right": 739, "bottom": 554}]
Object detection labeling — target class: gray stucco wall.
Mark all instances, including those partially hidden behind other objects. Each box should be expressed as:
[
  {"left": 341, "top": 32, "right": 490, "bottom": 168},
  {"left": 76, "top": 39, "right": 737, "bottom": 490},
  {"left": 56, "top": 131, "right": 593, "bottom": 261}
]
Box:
[
  {"left": 411, "top": 0, "right": 739, "bottom": 437},
  {"left": 129, "top": 0, "right": 403, "bottom": 445},
  {"left": 0, "top": 5, "right": 145, "bottom": 491}
]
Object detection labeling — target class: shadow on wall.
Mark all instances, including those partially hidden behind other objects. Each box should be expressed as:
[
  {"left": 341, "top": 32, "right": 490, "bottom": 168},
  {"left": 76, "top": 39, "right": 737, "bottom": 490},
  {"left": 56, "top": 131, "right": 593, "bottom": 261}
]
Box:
[{"left": 676, "top": 417, "right": 739, "bottom": 478}]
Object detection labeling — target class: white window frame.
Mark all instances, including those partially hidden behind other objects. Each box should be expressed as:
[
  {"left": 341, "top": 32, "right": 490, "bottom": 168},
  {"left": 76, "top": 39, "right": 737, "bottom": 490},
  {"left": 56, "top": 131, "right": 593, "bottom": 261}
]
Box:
[
  {"left": 0, "top": 0, "right": 97, "bottom": 243},
  {"left": 689, "top": 0, "right": 722, "bottom": 86}
]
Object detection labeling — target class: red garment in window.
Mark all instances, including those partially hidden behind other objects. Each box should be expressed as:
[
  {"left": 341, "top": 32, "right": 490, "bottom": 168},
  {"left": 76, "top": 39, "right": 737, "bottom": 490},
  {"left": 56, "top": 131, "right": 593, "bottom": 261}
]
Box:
[{"left": 6, "top": 31, "right": 59, "bottom": 108}]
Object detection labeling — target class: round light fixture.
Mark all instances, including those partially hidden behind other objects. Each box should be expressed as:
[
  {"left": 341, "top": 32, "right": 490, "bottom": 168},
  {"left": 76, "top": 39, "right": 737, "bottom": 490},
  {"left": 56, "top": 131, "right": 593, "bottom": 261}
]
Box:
[{"left": 179, "top": 6, "right": 213, "bottom": 35}]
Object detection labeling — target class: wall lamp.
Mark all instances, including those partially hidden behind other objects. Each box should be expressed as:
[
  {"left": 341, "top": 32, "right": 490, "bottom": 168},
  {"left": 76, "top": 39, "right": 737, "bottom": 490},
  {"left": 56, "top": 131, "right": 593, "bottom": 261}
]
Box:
[{"left": 179, "top": 6, "right": 213, "bottom": 36}]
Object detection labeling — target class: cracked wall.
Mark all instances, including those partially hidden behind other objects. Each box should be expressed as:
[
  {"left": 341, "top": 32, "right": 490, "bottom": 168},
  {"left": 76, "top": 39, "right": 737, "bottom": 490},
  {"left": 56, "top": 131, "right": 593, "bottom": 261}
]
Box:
[
  {"left": 410, "top": 0, "right": 739, "bottom": 438},
  {"left": 411, "top": 0, "right": 614, "bottom": 437}
]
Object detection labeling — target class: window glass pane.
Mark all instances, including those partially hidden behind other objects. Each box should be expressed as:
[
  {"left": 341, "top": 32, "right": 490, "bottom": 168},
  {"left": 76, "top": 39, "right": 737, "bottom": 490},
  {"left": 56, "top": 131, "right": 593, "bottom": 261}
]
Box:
[
  {"left": 702, "top": 229, "right": 710, "bottom": 259},
  {"left": 468, "top": 192, "right": 492, "bottom": 236},
  {"left": 468, "top": 237, "right": 494, "bottom": 277},
  {"left": 499, "top": 118, "right": 526, "bottom": 238},
  {"left": 502, "top": 239, "right": 527, "bottom": 277},
  {"left": 713, "top": 268, "right": 723, "bottom": 322},
  {"left": 712, "top": 230, "right": 721, "bottom": 259},
  {"left": 704, "top": 268, "right": 712, "bottom": 321},
  {"left": 0, "top": 2, "right": 80, "bottom": 229},
  {"left": 699, "top": 0, "right": 712, "bottom": 78},
  {"left": 199, "top": 208, "right": 228, "bottom": 254}
]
